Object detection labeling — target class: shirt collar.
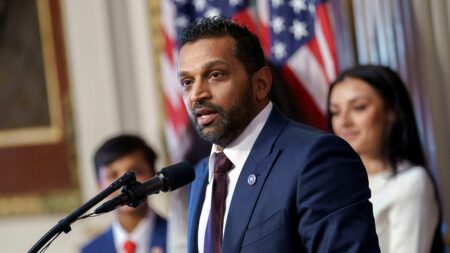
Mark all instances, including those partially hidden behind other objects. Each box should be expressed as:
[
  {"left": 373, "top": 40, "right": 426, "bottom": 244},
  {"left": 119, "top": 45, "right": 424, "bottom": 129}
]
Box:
[
  {"left": 208, "top": 102, "right": 273, "bottom": 182},
  {"left": 112, "top": 209, "right": 155, "bottom": 251}
]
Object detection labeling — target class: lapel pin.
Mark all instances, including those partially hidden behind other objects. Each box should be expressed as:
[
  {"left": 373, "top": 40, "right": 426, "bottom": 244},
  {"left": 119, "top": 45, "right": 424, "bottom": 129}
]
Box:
[{"left": 247, "top": 174, "right": 257, "bottom": 185}]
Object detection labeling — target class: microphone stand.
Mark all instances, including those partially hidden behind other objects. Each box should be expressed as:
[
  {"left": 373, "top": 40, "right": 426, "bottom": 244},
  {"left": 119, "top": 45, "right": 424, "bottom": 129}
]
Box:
[{"left": 28, "top": 171, "right": 137, "bottom": 253}]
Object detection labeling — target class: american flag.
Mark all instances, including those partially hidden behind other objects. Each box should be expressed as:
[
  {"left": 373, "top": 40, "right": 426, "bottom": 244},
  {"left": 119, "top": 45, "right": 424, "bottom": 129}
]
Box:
[
  {"left": 160, "top": 0, "right": 338, "bottom": 162},
  {"left": 263, "top": 0, "right": 338, "bottom": 128}
]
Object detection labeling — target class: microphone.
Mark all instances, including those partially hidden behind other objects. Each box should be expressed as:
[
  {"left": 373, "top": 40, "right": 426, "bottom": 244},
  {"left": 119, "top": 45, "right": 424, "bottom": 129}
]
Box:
[{"left": 94, "top": 161, "right": 194, "bottom": 214}]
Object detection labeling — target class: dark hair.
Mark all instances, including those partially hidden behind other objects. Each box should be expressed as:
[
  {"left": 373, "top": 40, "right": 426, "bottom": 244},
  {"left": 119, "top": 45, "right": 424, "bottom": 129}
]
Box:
[
  {"left": 179, "top": 16, "right": 265, "bottom": 75},
  {"left": 93, "top": 134, "right": 157, "bottom": 179},
  {"left": 326, "top": 64, "right": 425, "bottom": 171},
  {"left": 328, "top": 64, "right": 445, "bottom": 252}
]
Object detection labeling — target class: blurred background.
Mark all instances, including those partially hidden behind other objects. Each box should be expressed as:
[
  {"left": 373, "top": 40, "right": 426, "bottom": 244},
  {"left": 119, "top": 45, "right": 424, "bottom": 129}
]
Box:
[{"left": 0, "top": 0, "right": 449, "bottom": 252}]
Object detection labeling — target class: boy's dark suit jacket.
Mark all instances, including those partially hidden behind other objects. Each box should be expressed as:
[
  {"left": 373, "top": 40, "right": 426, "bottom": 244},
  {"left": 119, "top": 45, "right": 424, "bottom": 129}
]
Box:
[{"left": 81, "top": 213, "right": 167, "bottom": 253}]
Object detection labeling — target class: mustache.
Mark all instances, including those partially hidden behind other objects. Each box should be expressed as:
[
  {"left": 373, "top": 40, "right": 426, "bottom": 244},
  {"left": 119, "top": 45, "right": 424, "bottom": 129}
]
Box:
[{"left": 191, "top": 101, "right": 224, "bottom": 115}]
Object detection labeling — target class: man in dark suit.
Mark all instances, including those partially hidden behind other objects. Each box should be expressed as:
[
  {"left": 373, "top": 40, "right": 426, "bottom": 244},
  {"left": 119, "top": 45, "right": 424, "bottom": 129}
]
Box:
[
  {"left": 81, "top": 134, "right": 166, "bottom": 253},
  {"left": 178, "top": 17, "right": 380, "bottom": 253}
]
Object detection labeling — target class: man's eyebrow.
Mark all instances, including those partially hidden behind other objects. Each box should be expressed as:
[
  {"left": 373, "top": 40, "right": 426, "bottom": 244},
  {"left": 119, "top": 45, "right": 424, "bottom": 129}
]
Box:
[
  {"left": 178, "top": 60, "right": 230, "bottom": 78},
  {"left": 203, "top": 60, "right": 229, "bottom": 69},
  {"left": 178, "top": 70, "right": 188, "bottom": 79}
]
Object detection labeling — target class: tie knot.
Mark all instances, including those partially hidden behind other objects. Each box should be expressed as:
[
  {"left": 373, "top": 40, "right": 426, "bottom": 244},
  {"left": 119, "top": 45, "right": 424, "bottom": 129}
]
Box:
[
  {"left": 124, "top": 240, "right": 136, "bottom": 253},
  {"left": 214, "top": 152, "right": 233, "bottom": 174}
]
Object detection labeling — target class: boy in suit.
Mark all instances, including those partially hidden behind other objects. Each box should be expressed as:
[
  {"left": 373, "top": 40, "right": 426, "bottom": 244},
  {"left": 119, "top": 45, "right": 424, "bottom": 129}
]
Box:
[{"left": 82, "top": 134, "right": 166, "bottom": 253}]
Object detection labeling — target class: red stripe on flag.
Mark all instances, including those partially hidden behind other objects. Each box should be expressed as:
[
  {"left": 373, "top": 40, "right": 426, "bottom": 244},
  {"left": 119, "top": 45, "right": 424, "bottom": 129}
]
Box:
[
  {"left": 232, "top": 9, "right": 274, "bottom": 57},
  {"left": 164, "top": 95, "right": 189, "bottom": 136},
  {"left": 281, "top": 66, "right": 326, "bottom": 129},
  {"left": 316, "top": 4, "right": 338, "bottom": 74},
  {"left": 258, "top": 22, "right": 272, "bottom": 57},
  {"left": 233, "top": 9, "right": 256, "bottom": 33},
  {"left": 162, "top": 29, "right": 176, "bottom": 65}
]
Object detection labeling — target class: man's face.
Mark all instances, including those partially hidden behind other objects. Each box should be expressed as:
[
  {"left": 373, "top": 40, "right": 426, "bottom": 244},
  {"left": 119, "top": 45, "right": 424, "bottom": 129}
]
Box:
[
  {"left": 98, "top": 150, "right": 154, "bottom": 214},
  {"left": 178, "top": 36, "right": 258, "bottom": 147}
]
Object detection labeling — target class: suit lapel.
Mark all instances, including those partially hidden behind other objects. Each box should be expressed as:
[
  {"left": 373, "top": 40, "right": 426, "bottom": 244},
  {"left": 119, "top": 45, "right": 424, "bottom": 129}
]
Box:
[
  {"left": 149, "top": 214, "right": 167, "bottom": 250},
  {"left": 188, "top": 159, "right": 209, "bottom": 253},
  {"left": 102, "top": 228, "right": 117, "bottom": 253},
  {"left": 222, "top": 107, "right": 287, "bottom": 252}
]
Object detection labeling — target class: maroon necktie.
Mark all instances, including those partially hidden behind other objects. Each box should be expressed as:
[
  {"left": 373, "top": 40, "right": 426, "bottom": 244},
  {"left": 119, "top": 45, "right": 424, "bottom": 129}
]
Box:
[{"left": 204, "top": 152, "right": 233, "bottom": 253}]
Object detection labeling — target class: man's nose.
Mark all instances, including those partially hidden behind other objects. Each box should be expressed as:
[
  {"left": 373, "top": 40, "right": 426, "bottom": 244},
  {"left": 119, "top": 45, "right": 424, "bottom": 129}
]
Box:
[{"left": 190, "top": 80, "right": 211, "bottom": 103}]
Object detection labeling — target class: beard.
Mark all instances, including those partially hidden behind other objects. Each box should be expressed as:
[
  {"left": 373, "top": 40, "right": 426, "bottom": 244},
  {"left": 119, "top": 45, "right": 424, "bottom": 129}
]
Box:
[{"left": 188, "top": 83, "right": 257, "bottom": 147}]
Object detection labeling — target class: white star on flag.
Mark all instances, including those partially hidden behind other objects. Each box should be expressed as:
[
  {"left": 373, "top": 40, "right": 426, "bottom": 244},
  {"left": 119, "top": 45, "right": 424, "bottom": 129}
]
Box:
[
  {"left": 176, "top": 16, "right": 189, "bottom": 28},
  {"left": 271, "top": 0, "right": 284, "bottom": 8},
  {"left": 272, "top": 41, "right": 287, "bottom": 59},
  {"left": 204, "top": 7, "right": 221, "bottom": 17},
  {"left": 194, "top": 0, "right": 207, "bottom": 11},
  {"left": 289, "top": 0, "right": 307, "bottom": 14},
  {"left": 289, "top": 20, "right": 308, "bottom": 40},
  {"left": 229, "top": 0, "right": 242, "bottom": 6},
  {"left": 271, "top": 16, "right": 285, "bottom": 34},
  {"left": 309, "top": 3, "right": 316, "bottom": 14}
]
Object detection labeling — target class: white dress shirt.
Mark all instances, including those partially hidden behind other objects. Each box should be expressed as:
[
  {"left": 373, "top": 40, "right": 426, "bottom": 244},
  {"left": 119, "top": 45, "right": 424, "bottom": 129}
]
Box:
[
  {"left": 197, "top": 102, "right": 273, "bottom": 253},
  {"left": 369, "top": 161, "right": 439, "bottom": 253},
  {"left": 112, "top": 210, "right": 155, "bottom": 253}
]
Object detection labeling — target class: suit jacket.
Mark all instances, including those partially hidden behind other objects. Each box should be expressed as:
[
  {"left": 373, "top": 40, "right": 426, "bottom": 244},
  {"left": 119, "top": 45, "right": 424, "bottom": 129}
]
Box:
[
  {"left": 188, "top": 107, "right": 380, "bottom": 253},
  {"left": 81, "top": 213, "right": 167, "bottom": 253}
]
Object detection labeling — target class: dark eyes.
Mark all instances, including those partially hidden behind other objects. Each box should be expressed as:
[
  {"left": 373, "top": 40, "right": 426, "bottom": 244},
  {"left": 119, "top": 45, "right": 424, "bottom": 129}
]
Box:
[
  {"left": 106, "top": 171, "right": 118, "bottom": 180},
  {"left": 180, "top": 79, "right": 193, "bottom": 87},
  {"left": 353, "top": 104, "right": 367, "bottom": 111},
  {"left": 329, "top": 104, "right": 367, "bottom": 117},
  {"left": 209, "top": 71, "right": 224, "bottom": 79},
  {"left": 180, "top": 70, "right": 226, "bottom": 88}
]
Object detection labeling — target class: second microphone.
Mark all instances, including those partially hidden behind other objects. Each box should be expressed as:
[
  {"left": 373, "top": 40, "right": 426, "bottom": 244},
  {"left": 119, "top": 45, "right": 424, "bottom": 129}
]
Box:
[{"left": 95, "top": 161, "right": 194, "bottom": 214}]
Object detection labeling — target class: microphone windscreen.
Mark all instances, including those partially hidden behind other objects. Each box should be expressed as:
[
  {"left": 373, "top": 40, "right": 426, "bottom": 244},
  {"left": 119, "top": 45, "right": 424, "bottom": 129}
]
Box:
[{"left": 160, "top": 161, "right": 195, "bottom": 191}]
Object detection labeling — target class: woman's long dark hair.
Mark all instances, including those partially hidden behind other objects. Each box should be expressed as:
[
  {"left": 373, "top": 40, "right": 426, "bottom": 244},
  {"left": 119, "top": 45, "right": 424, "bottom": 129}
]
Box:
[
  {"left": 326, "top": 64, "right": 425, "bottom": 172},
  {"left": 326, "top": 64, "right": 444, "bottom": 252}
]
